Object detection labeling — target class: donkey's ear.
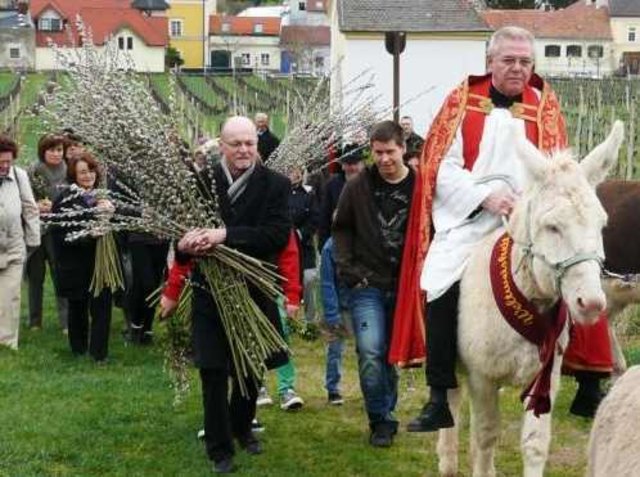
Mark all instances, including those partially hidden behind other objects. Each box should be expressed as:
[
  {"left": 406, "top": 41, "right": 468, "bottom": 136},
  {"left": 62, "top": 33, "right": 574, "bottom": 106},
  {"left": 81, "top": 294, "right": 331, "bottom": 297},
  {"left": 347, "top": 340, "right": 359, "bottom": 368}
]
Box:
[
  {"left": 514, "top": 122, "right": 548, "bottom": 181},
  {"left": 580, "top": 120, "right": 624, "bottom": 186}
]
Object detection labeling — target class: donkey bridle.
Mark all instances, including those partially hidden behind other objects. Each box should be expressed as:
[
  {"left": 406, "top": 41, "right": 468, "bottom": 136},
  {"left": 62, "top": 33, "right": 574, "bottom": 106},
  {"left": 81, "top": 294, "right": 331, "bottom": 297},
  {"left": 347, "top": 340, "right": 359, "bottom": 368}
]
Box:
[{"left": 501, "top": 200, "right": 603, "bottom": 294}]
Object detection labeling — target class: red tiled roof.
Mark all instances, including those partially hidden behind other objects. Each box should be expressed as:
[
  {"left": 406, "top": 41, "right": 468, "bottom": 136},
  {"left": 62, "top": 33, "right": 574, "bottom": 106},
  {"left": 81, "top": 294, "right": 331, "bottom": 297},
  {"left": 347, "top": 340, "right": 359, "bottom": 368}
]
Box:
[
  {"left": 482, "top": 2, "right": 611, "bottom": 40},
  {"left": 32, "top": 0, "right": 127, "bottom": 19},
  {"left": 31, "top": 0, "right": 168, "bottom": 47},
  {"left": 280, "top": 25, "right": 330, "bottom": 46},
  {"left": 209, "top": 15, "right": 281, "bottom": 36}
]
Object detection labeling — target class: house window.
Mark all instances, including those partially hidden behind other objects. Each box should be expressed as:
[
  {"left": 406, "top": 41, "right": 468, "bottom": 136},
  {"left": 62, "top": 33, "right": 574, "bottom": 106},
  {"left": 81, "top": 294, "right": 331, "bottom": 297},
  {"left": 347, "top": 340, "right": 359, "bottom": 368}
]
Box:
[
  {"left": 629, "top": 27, "right": 636, "bottom": 42},
  {"left": 588, "top": 45, "right": 604, "bottom": 58},
  {"left": 221, "top": 22, "right": 230, "bottom": 33},
  {"left": 314, "top": 56, "right": 324, "bottom": 69},
  {"left": 170, "top": 19, "right": 183, "bottom": 37},
  {"left": 118, "top": 36, "right": 133, "bottom": 50},
  {"left": 254, "top": 23, "right": 263, "bottom": 34},
  {"left": 544, "top": 45, "right": 561, "bottom": 58},
  {"left": 241, "top": 53, "right": 250, "bottom": 65},
  {"left": 567, "top": 45, "right": 582, "bottom": 57},
  {"left": 298, "top": 1, "right": 306, "bottom": 10},
  {"left": 260, "top": 53, "right": 270, "bottom": 66},
  {"left": 9, "top": 47, "right": 20, "bottom": 59},
  {"left": 39, "top": 16, "right": 62, "bottom": 31}
]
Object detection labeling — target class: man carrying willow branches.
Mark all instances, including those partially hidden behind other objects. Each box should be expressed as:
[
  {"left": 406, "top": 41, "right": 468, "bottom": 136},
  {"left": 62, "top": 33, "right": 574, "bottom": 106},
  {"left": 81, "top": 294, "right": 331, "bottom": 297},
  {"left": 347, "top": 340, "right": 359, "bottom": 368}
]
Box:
[{"left": 167, "top": 116, "right": 291, "bottom": 474}]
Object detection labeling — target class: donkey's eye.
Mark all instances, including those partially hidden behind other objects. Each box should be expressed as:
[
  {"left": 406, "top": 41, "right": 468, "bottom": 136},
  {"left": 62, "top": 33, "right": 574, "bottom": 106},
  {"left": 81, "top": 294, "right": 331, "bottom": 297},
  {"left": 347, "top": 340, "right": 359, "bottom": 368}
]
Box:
[{"left": 546, "top": 224, "right": 561, "bottom": 234}]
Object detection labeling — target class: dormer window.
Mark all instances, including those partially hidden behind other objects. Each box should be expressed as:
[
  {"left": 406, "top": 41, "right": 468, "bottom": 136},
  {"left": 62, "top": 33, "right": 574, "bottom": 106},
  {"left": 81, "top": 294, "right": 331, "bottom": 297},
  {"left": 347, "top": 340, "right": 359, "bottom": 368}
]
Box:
[
  {"left": 221, "top": 22, "right": 230, "bottom": 33},
  {"left": 39, "top": 16, "right": 62, "bottom": 32},
  {"left": 253, "top": 23, "right": 263, "bottom": 34}
]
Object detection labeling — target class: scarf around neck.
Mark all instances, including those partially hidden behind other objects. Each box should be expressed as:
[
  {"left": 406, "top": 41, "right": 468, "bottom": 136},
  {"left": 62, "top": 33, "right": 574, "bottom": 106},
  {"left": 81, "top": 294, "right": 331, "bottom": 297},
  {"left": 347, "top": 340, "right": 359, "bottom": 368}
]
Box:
[{"left": 220, "top": 158, "right": 256, "bottom": 204}]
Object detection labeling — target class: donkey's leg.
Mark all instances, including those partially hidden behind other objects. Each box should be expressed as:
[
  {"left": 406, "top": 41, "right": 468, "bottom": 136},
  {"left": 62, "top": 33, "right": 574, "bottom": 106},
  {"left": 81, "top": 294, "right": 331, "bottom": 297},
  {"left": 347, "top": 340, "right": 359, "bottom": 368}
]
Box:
[
  {"left": 468, "top": 374, "right": 499, "bottom": 477},
  {"left": 521, "top": 356, "right": 562, "bottom": 477},
  {"left": 437, "top": 387, "right": 462, "bottom": 477}
]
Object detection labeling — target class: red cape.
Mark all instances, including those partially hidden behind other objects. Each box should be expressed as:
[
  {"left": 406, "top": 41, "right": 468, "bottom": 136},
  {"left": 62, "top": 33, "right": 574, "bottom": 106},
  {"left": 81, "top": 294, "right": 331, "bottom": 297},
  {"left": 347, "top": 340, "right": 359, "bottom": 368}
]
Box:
[{"left": 388, "top": 73, "right": 567, "bottom": 366}]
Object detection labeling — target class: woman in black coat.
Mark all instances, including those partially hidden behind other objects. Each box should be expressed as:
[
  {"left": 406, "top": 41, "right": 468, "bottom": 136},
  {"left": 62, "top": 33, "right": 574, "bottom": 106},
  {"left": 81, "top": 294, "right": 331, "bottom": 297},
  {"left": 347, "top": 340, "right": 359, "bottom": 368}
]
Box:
[{"left": 52, "top": 152, "right": 114, "bottom": 362}]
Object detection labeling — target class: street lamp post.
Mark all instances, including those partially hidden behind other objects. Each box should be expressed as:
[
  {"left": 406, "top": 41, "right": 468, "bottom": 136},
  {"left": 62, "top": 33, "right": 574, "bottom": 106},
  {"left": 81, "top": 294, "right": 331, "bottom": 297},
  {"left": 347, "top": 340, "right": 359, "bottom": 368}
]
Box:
[{"left": 384, "top": 31, "right": 406, "bottom": 123}]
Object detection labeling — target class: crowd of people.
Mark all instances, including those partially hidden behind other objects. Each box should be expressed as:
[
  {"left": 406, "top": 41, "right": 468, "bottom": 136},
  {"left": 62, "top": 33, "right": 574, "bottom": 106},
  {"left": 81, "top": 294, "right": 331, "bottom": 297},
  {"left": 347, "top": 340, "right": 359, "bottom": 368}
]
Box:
[{"left": 0, "top": 25, "right": 616, "bottom": 475}]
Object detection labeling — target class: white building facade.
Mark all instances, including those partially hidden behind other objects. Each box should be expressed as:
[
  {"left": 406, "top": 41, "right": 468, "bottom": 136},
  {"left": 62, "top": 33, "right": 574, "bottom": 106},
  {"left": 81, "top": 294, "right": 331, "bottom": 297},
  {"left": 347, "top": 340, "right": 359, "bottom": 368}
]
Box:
[{"left": 329, "top": 0, "right": 491, "bottom": 136}]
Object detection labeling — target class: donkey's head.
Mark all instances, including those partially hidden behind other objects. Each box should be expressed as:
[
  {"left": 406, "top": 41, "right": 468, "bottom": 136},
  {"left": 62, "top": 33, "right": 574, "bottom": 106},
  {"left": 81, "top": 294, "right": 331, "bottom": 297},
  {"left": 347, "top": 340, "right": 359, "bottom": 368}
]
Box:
[{"left": 510, "top": 121, "right": 624, "bottom": 323}]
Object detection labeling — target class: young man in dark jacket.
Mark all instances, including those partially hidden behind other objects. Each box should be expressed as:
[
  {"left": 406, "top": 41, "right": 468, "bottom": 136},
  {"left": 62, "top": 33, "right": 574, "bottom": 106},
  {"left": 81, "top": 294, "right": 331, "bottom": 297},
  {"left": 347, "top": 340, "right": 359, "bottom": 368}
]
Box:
[{"left": 332, "top": 120, "right": 415, "bottom": 448}]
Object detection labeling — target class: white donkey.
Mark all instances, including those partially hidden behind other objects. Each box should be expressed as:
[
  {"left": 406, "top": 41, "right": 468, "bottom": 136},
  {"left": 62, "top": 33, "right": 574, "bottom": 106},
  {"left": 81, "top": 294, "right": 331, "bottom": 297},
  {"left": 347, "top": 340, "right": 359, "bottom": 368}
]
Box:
[
  {"left": 436, "top": 121, "right": 625, "bottom": 477},
  {"left": 587, "top": 365, "right": 640, "bottom": 477}
]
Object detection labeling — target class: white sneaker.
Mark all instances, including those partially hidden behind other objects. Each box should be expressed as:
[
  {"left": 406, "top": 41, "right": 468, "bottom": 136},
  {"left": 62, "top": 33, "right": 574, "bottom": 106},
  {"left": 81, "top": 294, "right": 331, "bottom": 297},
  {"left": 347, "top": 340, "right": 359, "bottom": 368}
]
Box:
[
  {"left": 256, "top": 386, "right": 273, "bottom": 406},
  {"left": 280, "top": 389, "right": 304, "bottom": 411},
  {"left": 251, "top": 418, "right": 265, "bottom": 433}
]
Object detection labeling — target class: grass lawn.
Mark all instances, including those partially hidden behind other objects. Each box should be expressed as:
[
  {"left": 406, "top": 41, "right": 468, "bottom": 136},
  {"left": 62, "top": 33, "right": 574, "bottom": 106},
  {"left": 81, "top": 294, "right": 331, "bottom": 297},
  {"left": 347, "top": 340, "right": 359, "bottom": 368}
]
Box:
[
  {"left": 3, "top": 279, "right": 638, "bottom": 477},
  {"left": 0, "top": 72, "right": 18, "bottom": 96},
  {"left": 14, "top": 73, "right": 50, "bottom": 163}
]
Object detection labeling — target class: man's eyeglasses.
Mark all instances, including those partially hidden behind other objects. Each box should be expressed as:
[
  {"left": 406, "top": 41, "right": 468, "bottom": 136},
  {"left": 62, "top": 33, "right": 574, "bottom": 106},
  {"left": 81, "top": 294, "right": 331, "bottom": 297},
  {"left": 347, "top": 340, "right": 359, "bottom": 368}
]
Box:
[
  {"left": 222, "top": 140, "right": 257, "bottom": 149},
  {"left": 497, "top": 56, "right": 534, "bottom": 68}
]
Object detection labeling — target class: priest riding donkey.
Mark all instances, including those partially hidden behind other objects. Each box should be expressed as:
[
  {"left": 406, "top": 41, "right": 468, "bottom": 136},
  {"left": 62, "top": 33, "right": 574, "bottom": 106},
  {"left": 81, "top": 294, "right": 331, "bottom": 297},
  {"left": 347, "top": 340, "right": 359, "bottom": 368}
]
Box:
[{"left": 389, "top": 26, "right": 622, "bottom": 476}]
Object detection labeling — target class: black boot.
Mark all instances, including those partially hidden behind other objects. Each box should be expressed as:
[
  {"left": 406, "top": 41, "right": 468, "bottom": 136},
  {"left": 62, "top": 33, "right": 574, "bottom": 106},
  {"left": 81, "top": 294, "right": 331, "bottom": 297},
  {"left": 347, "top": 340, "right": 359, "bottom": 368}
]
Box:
[
  {"left": 407, "top": 388, "right": 454, "bottom": 432},
  {"left": 570, "top": 372, "right": 604, "bottom": 418}
]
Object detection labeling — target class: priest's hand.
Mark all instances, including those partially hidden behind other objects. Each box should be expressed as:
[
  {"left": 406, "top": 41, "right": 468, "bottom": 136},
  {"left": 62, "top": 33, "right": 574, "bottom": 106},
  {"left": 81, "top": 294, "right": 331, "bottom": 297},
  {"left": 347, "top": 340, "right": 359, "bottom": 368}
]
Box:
[{"left": 482, "top": 190, "right": 517, "bottom": 216}]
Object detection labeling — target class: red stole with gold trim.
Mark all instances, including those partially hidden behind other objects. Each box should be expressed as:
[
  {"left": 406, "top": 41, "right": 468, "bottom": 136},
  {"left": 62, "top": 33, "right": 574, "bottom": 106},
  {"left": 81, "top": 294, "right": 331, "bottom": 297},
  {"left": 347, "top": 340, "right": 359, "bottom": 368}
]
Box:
[
  {"left": 490, "top": 233, "right": 568, "bottom": 416},
  {"left": 461, "top": 77, "right": 540, "bottom": 170}
]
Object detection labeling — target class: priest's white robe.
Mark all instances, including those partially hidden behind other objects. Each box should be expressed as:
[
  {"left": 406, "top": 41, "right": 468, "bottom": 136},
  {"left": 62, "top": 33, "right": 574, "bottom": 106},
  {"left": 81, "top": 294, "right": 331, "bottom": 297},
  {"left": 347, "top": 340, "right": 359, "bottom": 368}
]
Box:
[{"left": 420, "top": 108, "right": 532, "bottom": 301}]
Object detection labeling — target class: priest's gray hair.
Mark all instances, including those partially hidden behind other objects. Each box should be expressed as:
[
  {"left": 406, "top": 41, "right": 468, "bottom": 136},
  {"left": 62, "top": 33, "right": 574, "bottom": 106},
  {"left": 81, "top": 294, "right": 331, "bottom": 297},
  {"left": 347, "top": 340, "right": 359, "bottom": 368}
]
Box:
[{"left": 487, "top": 26, "right": 535, "bottom": 60}]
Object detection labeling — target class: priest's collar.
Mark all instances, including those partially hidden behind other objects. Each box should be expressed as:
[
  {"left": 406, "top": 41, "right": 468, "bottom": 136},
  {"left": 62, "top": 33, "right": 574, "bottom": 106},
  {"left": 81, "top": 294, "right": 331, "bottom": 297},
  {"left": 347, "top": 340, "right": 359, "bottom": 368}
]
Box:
[{"left": 490, "top": 84, "right": 522, "bottom": 109}]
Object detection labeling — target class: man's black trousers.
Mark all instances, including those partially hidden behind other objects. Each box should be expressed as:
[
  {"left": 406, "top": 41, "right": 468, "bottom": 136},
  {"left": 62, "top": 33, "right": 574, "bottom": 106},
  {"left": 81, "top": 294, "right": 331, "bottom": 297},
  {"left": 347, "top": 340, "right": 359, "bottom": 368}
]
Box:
[
  {"left": 199, "top": 368, "right": 258, "bottom": 463},
  {"left": 425, "top": 281, "right": 459, "bottom": 389}
]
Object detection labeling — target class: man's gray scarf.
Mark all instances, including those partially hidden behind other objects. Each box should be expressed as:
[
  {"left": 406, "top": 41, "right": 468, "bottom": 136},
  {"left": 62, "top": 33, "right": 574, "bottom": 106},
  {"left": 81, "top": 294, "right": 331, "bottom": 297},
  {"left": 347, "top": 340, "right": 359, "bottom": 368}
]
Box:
[{"left": 220, "top": 158, "right": 256, "bottom": 204}]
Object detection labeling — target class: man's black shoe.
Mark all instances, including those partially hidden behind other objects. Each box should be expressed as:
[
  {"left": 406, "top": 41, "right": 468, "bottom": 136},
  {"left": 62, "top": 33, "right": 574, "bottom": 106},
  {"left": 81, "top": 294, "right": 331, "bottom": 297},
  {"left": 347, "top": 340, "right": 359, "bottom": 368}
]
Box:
[
  {"left": 369, "top": 422, "right": 395, "bottom": 448},
  {"left": 406, "top": 401, "right": 455, "bottom": 432},
  {"left": 212, "top": 457, "right": 236, "bottom": 474},
  {"left": 237, "top": 433, "right": 262, "bottom": 455}
]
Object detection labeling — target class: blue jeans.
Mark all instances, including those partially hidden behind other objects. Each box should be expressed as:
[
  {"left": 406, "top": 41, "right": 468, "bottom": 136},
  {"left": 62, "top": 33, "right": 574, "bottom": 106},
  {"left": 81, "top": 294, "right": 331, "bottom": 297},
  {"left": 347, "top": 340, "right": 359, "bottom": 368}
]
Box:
[
  {"left": 349, "top": 287, "right": 398, "bottom": 428},
  {"left": 325, "top": 337, "right": 344, "bottom": 395}
]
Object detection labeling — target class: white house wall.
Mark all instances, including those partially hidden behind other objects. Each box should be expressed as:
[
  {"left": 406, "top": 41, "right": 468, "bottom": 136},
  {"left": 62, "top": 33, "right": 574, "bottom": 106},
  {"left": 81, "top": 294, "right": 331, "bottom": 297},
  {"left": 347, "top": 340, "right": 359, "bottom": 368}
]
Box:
[
  {"left": 36, "top": 29, "right": 165, "bottom": 72},
  {"left": 209, "top": 35, "right": 281, "bottom": 71},
  {"left": 336, "top": 34, "right": 487, "bottom": 136},
  {"left": 112, "top": 27, "right": 166, "bottom": 72},
  {"left": 533, "top": 39, "right": 613, "bottom": 78},
  {"left": 611, "top": 18, "right": 640, "bottom": 72}
]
